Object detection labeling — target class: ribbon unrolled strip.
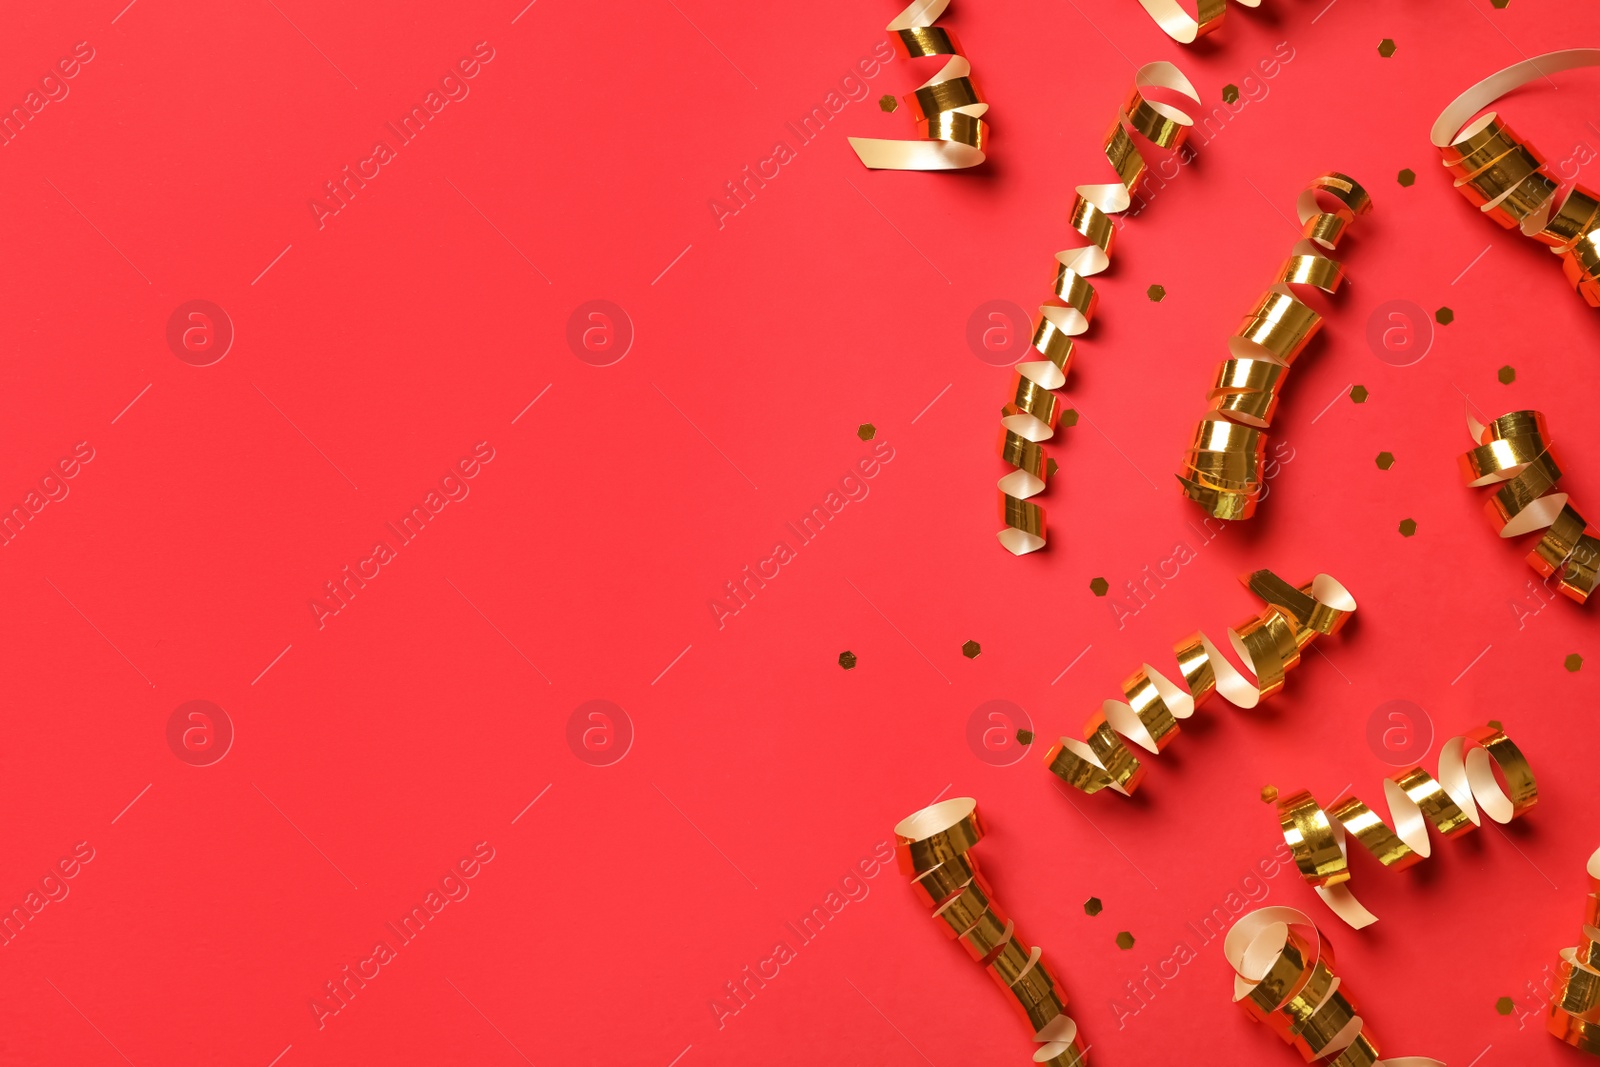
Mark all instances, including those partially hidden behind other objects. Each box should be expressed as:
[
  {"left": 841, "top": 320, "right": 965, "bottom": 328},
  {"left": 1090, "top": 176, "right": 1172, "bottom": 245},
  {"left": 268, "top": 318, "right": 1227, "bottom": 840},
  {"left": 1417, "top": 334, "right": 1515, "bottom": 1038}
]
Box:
[
  {"left": 1545, "top": 848, "right": 1600, "bottom": 1056},
  {"left": 1045, "top": 570, "right": 1355, "bottom": 796},
  {"left": 1277, "top": 723, "right": 1538, "bottom": 928},
  {"left": 1225, "top": 907, "right": 1444, "bottom": 1066},
  {"left": 1432, "top": 50, "right": 1600, "bottom": 307},
  {"left": 849, "top": 0, "right": 987, "bottom": 170},
  {"left": 1135, "top": 0, "right": 1259, "bottom": 44},
  {"left": 1176, "top": 173, "right": 1371, "bottom": 520},
  {"left": 1458, "top": 409, "right": 1598, "bottom": 603},
  {"left": 894, "top": 798, "right": 1088, "bottom": 1066},
  {"left": 998, "top": 63, "right": 1200, "bottom": 554}
]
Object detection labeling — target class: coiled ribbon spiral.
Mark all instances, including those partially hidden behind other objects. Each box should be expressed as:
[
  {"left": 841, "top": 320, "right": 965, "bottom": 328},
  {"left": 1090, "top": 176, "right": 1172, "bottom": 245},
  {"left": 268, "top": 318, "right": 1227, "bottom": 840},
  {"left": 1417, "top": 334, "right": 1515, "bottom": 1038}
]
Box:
[
  {"left": 1135, "top": 0, "right": 1260, "bottom": 44},
  {"left": 1045, "top": 570, "right": 1356, "bottom": 796},
  {"left": 1225, "top": 907, "right": 1443, "bottom": 1067},
  {"left": 998, "top": 62, "right": 1201, "bottom": 554},
  {"left": 1546, "top": 848, "right": 1600, "bottom": 1056},
  {"left": 1432, "top": 50, "right": 1600, "bottom": 308},
  {"left": 894, "top": 798, "right": 1089, "bottom": 1066},
  {"left": 1176, "top": 173, "right": 1370, "bottom": 520},
  {"left": 1277, "top": 723, "right": 1538, "bottom": 929},
  {"left": 848, "top": 0, "right": 987, "bottom": 170},
  {"left": 1459, "top": 408, "right": 1599, "bottom": 603}
]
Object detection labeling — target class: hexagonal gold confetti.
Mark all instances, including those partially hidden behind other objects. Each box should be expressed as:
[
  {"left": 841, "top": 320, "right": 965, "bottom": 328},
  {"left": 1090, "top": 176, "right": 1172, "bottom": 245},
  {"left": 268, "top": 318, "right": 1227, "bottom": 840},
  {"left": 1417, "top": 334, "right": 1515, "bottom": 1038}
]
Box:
[
  {"left": 1399, "top": 518, "right": 1417, "bottom": 537},
  {"left": 1350, "top": 384, "right": 1369, "bottom": 403},
  {"left": 838, "top": 651, "right": 857, "bottom": 670},
  {"left": 1488, "top": 719, "right": 1503, "bottom": 731},
  {"left": 1089, "top": 577, "right": 1109, "bottom": 597},
  {"left": 1490, "top": 0, "right": 1509, "bottom": 8},
  {"left": 857, "top": 423, "right": 876, "bottom": 441},
  {"left": 1498, "top": 365, "right": 1516, "bottom": 384},
  {"left": 1061, "top": 409, "right": 1080, "bottom": 428},
  {"left": 1221, "top": 84, "right": 1239, "bottom": 104},
  {"left": 1116, "top": 931, "right": 1135, "bottom": 950},
  {"left": 1016, "top": 728, "right": 1034, "bottom": 746},
  {"left": 1566, "top": 654, "right": 1584, "bottom": 672},
  {"left": 1376, "top": 451, "right": 1395, "bottom": 470},
  {"left": 1496, "top": 996, "right": 1514, "bottom": 1015},
  {"left": 1435, "top": 307, "right": 1454, "bottom": 325},
  {"left": 1397, "top": 168, "right": 1416, "bottom": 187},
  {"left": 1147, "top": 284, "right": 1166, "bottom": 302},
  {"left": 1084, "top": 897, "right": 1103, "bottom": 916},
  {"left": 878, "top": 94, "right": 897, "bottom": 113},
  {"left": 1260, "top": 785, "right": 1279, "bottom": 804},
  {"left": 1378, "top": 38, "right": 1397, "bottom": 58},
  {"left": 962, "top": 640, "right": 981, "bottom": 659}
]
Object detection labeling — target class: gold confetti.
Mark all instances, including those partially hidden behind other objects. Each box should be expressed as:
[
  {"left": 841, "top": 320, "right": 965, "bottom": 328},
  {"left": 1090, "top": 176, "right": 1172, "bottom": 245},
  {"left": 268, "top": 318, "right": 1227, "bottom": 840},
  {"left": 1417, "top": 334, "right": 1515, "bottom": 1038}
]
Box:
[
  {"left": 1115, "top": 931, "right": 1135, "bottom": 950},
  {"left": 1433, "top": 51, "right": 1600, "bottom": 308},
  {"left": 1351, "top": 385, "right": 1369, "bottom": 403},
  {"left": 1568, "top": 654, "right": 1584, "bottom": 672},
  {"left": 1376, "top": 451, "right": 1395, "bottom": 470},
  {"left": 1083, "top": 897, "right": 1102, "bottom": 916},
  {"left": 1177, "top": 174, "right": 1372, "bottom": 520},
  {"left": 839, "top": 651, "right": 857, "bottom": 670},
  {"left": 850, "top": 0, "right": 986, "bottom": 170},
  {"left": 1260, "top": 785, "right": 1279, "bottom": 804},
  {"left": 1147, "top": 284, "right": 1166, "bottom": 302},
  {"left": 1499, "top": 365, "right": 1517, "bottom": 384},
  {"left": 1089, "top": 577, "right": 1109, "bottom": 596},
  {"left": 858, "top": 423, "right": 876, "bottom": 440},
  {"left": 878, "top": 94, "right": 898, "bottom": 113},
  {"left": 1497, "top": 996, "right": 1515, "bottom": 1015},
  {"left": 962, "top": 640, "right": 981, "bottom": 658},
  {"left": 1378, "top": 39, "right": 1397, "bottom": 58},
  {"left": 1539, "top": 848, "right": 1600, "bottom": 1054},
  {"left": 1436, "top": 306, "right": 1455, "bottom": 324},
  {"left": 1399, "top": 518, "right": 1417, "bottom": 536},
  {"left": 1017, "top": 728, "right": 1034, "bottom": 746},
  {"left": 997, "top": 63, "right": 1201, "bottom": 554},
  {"left": 1398, "top": 168, "right": 1416, "bottom": 186}
]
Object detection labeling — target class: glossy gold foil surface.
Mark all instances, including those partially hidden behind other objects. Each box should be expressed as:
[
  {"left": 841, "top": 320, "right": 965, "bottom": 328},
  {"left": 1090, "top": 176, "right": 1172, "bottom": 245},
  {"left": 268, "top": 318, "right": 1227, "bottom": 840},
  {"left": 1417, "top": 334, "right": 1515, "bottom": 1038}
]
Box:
[{"left": 1546, "top": 849, "right": 1600, "bottom": 1056}]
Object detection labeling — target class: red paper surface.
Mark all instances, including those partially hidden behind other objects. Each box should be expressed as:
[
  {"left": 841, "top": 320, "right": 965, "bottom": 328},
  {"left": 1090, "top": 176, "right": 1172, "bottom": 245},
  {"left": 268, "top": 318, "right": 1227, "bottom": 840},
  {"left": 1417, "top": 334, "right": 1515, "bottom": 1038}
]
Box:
[{"left": 4, "top": 1, "right": 1599, "bottom": 1064}]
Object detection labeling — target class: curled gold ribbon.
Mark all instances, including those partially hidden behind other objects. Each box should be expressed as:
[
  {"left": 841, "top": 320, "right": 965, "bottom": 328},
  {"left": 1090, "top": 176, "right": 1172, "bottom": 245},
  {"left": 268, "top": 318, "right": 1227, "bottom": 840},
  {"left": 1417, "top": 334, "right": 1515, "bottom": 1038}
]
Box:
[
  {"left": 1135, "top": 0, "right": 1259, "bottom": 44},
  {"left": 1432, "top": 50, "right": 1600, "bottom": 307},
  {"left": 1459, "top": 408, "right": 1599, "bottom": 603},
  {"left": 1044, "top": 570, "right": 1356, "bottom": 796},
  {"left": 998, "top": 63, "right": 1201, "bottom": 554},
  {"left": 894, "top": 798, "right": 1089, "bottom": 1065},
  {"left": 1546, "top": 848, "right": 1600, "bottom": 1056},
  {"left": 1225, "top": 907, "right": 1444, "bottom": 1067},
  {"left": 1277, "top": 723, "right": 1538, "bottom": 929},
  {"left": 1177, "top": 173, "right": 1371, "bottom": 520},
  {"left": 849, "top": 0, "right": 987, "bottom": 170}
]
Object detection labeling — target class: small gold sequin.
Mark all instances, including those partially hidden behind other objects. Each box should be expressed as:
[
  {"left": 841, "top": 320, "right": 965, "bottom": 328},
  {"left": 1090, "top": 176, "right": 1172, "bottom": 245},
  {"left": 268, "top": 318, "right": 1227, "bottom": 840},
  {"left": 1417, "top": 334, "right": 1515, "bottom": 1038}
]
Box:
[
  {"left": 839, "top": 651, "right": 857, "bottom": 670},
  {"left": 1498, "top": 366, "right": 1516, "bottom": 384},
  {"left": 1262, "top": 785, "right": 1279, "bottom": 803},
  {"left": 858, "top": 423, "right": 876, "bottom": 440},
  {"left": 1089, "top": 577, "right": 1109, "bottom": 596},
  {"left": 962, "top": 640, "right": 981, "bottom": 658},
  {"left": 1084, "top": 896, "right": 1102, "bottom": 916},
  {"left": 1116, "top": 931, "right": 1135, "bottom": 950},
  {"left": 1567, "top": 654, "right": 1584, "bottom": 672},
  {"left": 878, "top": 94, "right": 897, "bottom": 113},
  {"left": 1399, "top": 518, "right": 1417, "bottom": 537},
  {"left": 1351, "top": 385, "right": 1369, "bottom": 403},
  {"left": 1397, "top": 168, "right": 1416, "bottom": 186},
  {"left": 1435, "top": 306, "right": 1454, "bottom": 325},
  {"left": 1378, "top": 39, "right": 1397, "bottom": 57},
  {"left": 1148, "top": 284, "right": 1167, "bottom": 302},
  {"left": 1376, "top": 452, "right": 1395, "bottom": 470}
]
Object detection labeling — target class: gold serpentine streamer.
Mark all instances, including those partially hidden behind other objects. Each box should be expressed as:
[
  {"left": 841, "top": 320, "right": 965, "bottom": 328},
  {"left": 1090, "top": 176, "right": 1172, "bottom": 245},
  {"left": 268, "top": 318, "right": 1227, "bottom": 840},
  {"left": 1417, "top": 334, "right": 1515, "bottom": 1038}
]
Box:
[
  {"left": 1135, "top": 0, "right": 1260, "bottom": 44},
  {"left": 1276, "top": 723, "right": 1538, "bottom": 929},
  {"left": 1044, "top": 570, "right": 1356, "bottom": 796},
  {"left": 1459, "top": 408, "right": 1599, "bottom": 604},
  {"left": 848, "top": 0, "right": 987, "bottom": 170},
  {"left": 1545, "top": 848, "right": 1600, "bottom": 1056},
  {"left": 1225, "top": 907, "right": 1444, "bottom": 1067},
  {"left": 1432, "top": 50, "right": 1600, "bottom": 308},
  {"left": 894, "top": 798, "right": 1089, "bottom": 1066},
  {"left": 997, "top": 63, "right": 1201, "bottom": 555},
  {"left": 1176, "top": 173, "right": 1372, "bottom": 520}
]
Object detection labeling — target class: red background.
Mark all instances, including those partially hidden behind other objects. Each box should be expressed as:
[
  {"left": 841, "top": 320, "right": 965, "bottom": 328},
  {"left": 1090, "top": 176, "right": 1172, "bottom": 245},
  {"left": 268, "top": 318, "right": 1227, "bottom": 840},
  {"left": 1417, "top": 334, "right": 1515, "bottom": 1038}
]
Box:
[{"left": 2, "top": 0, "right": 1598, "bottom": 1064}]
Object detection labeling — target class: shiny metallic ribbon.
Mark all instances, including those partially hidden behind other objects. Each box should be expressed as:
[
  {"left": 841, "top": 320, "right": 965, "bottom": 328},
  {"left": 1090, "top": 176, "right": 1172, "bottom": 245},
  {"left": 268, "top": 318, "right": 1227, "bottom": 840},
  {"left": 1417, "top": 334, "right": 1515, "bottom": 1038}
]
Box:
[
  {"left": 1226, "top": 907, "right": 1444, "bottom": 1067},
  {"left": 1044, "top": 570, "right": 1356, "bottom": 796},
  {"left": 998, "top": 62, "right": 1201, "bottom": 554},
  {"left": 1176, "top": 173, "right": 1371, "bottom": 520},
  {"left": 848, "top": 0, "right": 987, "bottom": 170},
  {"left": 1277, "top": 723, "right": 1538, "bottom": 928},
  {"left": 1546, "top": 848, "right": 1600, "bottom": 1056},
  {"left": 1135, "top": 0, "right": 1260, "bottom": 44},
  {"left": 894, "top": 798, "right": 1089, "bottom": 1066},
  {"left": 1459, "top": 409, "right": 1599, "bottom": 603},
  {"left": 1432, "top": 50, "right": 1600, "bottom": 308}
]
